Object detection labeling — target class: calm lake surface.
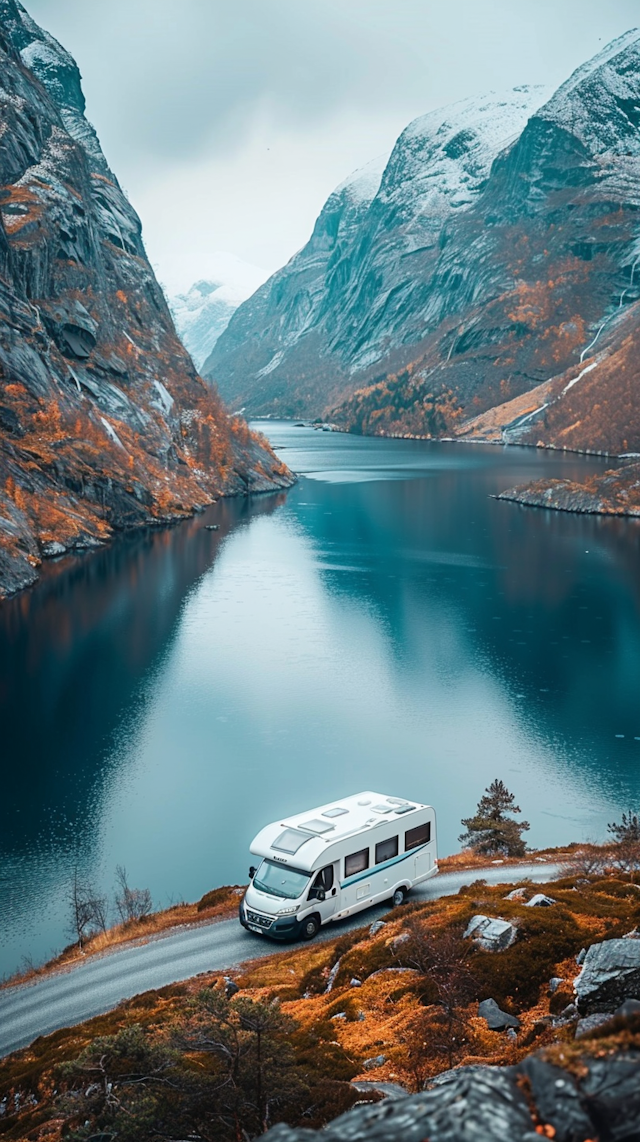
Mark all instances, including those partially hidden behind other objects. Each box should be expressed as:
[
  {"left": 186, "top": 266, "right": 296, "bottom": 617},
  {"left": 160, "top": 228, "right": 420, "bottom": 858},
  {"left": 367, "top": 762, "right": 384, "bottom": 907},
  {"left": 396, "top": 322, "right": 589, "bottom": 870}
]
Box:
[{"left": 2, "top": 424, "right": 640, "bottom": 977}]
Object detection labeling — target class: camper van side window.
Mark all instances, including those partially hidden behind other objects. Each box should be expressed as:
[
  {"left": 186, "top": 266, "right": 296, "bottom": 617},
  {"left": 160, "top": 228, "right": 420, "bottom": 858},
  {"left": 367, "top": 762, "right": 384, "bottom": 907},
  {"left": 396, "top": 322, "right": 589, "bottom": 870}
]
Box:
[
  {"left": 405, "top": 822, "right": 431, "bottom": 850},
  {"left": 375, "top": 836, "right": 399, "bottom": 864},
  {"left": 345, "top": 848, "right": 369, "bottom": 877}
]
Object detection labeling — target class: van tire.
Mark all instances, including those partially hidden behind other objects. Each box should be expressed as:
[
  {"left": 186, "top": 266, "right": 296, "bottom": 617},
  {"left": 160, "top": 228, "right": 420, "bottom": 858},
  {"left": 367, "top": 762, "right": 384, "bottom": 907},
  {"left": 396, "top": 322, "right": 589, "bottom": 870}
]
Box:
[
  {"left": 301, "top": 915, "right": 320, "bottom": 940},
  {"left": 392, "top": 887, "right": 406, "bottom": 907}
]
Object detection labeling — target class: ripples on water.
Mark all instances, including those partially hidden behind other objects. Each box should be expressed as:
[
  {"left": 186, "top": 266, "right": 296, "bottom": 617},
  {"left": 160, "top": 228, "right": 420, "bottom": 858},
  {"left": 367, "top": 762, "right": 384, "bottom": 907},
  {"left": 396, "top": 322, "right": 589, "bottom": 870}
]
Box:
[{"left": 1, "top": 424, "right": 639, "bottom": 976}]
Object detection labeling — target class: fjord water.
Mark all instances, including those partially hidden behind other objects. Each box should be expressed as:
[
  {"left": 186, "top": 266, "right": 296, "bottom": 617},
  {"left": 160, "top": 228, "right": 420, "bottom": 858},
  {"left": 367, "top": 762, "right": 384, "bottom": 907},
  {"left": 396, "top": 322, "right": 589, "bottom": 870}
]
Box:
[{"left": 1, "top": 425, "right": 640, "bottom": 977}]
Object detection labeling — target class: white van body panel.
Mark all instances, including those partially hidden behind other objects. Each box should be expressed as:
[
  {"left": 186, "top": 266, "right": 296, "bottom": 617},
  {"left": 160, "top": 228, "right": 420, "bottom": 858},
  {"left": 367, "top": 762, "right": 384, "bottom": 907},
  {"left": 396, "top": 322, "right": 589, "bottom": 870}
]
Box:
[{"left": 241, "top": 791, "right": 438, "bottom": 938}]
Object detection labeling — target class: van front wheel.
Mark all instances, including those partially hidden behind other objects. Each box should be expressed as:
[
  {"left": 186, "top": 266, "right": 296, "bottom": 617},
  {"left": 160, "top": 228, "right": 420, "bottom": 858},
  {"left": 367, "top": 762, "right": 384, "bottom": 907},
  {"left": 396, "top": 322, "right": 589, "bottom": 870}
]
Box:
[
  {"left": 301, "top": 915, "right": 320, "bottom": 940},
  {"left": 392, "top": 888, "right": 406, "bottom": 907}
]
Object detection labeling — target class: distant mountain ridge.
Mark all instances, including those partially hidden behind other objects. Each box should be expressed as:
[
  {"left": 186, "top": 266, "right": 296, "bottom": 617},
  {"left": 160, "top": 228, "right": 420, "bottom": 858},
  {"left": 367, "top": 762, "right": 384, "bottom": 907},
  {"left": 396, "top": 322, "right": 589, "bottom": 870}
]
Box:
[
  {"left": 0, "top": 1, "right": 292, "bottom": 596},
  {"left": 170, "top": 254, "right": 269, "bottom": 370},
  {"left": 205, "top": 33, "right": 640, "bottom": 472}
]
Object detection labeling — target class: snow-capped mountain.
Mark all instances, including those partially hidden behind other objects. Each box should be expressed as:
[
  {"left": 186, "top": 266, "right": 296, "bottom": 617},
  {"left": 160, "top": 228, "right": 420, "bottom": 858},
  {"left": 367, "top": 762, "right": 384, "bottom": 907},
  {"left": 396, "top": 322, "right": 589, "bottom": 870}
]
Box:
[
  {"left": 203, "top": 88, "right": 548, "bottom": 415},
  {"left": 170, "top": 254, "right": 268, "bottom": 370},
  {"left": 205, "top": 31, "right": 640, "bottom": 464}
]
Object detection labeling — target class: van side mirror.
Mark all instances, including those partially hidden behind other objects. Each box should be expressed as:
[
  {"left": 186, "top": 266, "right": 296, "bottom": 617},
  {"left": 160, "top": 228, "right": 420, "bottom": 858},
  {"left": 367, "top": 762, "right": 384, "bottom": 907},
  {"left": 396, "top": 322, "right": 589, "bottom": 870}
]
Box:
[
  {"left": 316, "top": 888, "right": 326, "bottom": 902},
  {"left": 249, "top": 866, "right": 256, "bottom": 880}
]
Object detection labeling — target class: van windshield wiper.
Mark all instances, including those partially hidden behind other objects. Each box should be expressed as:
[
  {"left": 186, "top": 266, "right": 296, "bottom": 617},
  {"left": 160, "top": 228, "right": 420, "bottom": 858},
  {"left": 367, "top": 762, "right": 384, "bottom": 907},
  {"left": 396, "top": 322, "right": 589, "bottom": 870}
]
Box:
[{"left": 253, "top": 879, "right": 288, "bottom": 898}]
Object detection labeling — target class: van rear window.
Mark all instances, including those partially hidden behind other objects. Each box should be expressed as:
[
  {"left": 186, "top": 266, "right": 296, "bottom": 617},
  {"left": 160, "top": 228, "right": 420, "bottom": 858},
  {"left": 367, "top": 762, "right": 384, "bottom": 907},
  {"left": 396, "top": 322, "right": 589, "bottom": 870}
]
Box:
[
  {"left": 375, "top": 836, "right": 399, "bottom": 864},
  {"left": 405, "top": 822, "right": 431, "bottom": 850},
  {"left": 345, "top": 847, "right": 369, "bottom": 877}
]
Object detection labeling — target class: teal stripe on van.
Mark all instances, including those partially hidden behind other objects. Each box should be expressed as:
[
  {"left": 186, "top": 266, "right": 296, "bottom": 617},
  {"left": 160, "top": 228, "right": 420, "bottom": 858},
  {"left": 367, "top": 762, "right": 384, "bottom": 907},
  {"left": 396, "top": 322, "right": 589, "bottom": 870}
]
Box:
[{"left": 340, "top": 842, "right": 431, "bottom": 888}]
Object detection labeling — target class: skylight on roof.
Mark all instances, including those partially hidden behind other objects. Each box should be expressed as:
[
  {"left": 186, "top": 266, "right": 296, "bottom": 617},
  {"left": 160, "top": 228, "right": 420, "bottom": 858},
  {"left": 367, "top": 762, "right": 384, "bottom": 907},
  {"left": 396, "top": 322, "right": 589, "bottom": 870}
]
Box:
[
  {"left": 299, "top": 819, "right": 334, "bottom": 835},
  {"left": 322, "top": 807, "right": 348, "bottom": 818},
  {"left": 272, "top": 828, "right": 312, "bottom": 854}
]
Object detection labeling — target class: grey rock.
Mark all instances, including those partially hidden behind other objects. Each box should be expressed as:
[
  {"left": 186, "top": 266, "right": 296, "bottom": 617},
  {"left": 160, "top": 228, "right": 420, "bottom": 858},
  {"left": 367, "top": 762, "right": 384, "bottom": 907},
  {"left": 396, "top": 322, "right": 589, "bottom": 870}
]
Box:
[
  {"left": 575, "top": 1012, "right": 612, "bottom": 1038},
  {"left": 369, "top": 920, "right": 387, "bottom": 937},
  {"left": 581, "top": 1054, "right": 640, "bottom": 1140},
  {"left": 548, "top": 977, "right": 564, "bottom": 993},
  {"left": 464, "top": 915, "right": 518, "bottom": 952},
  {"left": 331, "top": 1012, "right": 347, "bottom": 1021},
  {"left": 363, "top": 1054, "right": 386, "bottom": 1070},
  {"left": 325, "top": 959, "right": 342, "bottom": 993},
  {"left": 524, "top": 893, "right": 556, "bottom": 907},
  {"left": 261, "top": 1051, "right": 640, "bottom": 1142},
  {"left": 41, "top": 541, "right": 66, "bottom": 557},
  {"left": 517, "top": 1056, "right": 594, "bottom": 1142},
  {"left": 553, "top": 1003, "right": 578, "bottom": 1027},
  {"left": 616, "top": 998, "right": 640, "bottom": 1019},
  {"left": 261, "top": 1065, "right": 535, "bottom": 1142},
  {"left": 504, "top": 887, "right": 528, "bottom": 901},
  {"left": 351, "top": 1081, "right": 407, "bottom": 1101},
  {"left": 224, "top": 977, "right": 239, "bottom": 999},
  {"left": 576, "top": 947, "right": 587, "bottom": 965},
  {"left": 350, "top": 978, "right": 362, "bottom": 988},
  {"left": 574, "top": 938, "right": 640, "bottom": 1014},
  {"left": 478, "top": 998, "right": 521, "bottom": 1031}
]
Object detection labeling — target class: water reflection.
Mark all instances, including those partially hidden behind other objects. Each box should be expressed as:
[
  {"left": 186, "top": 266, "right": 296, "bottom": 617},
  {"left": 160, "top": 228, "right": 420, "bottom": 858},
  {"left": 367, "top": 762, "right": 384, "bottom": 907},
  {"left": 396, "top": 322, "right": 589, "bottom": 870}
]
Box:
[{"left": 1, "top": 424, "right": 639, "bottom": 977}]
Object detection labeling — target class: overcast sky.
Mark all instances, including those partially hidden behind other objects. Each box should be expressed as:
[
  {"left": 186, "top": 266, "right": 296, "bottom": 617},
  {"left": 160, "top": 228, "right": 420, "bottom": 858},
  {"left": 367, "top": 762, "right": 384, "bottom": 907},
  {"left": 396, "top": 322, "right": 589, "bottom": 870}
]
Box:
[{"left": 26, "top": 0, "right": 640, "bottom": 294}]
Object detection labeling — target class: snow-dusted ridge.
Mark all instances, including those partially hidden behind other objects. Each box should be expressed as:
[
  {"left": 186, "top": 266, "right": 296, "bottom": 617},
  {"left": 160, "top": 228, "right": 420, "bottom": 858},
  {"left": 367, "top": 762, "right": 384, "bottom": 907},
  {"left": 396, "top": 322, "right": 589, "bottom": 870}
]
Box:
[{"left": 170, "top": 254, "right": 269, "bottom": 370}]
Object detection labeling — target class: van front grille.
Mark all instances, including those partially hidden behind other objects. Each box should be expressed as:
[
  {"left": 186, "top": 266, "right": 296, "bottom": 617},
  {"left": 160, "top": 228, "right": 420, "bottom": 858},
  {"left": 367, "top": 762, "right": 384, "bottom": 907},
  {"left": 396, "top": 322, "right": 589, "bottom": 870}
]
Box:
[{"left": 246, "top": 910, "right": 274, "bottom": 930}]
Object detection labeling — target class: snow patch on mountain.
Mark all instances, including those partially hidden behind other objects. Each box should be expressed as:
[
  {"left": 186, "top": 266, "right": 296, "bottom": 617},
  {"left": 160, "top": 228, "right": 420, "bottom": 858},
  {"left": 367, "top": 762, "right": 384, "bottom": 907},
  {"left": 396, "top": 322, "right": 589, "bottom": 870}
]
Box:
[
  {"left": 377, "top": 85, "right": 552, "bottom": 242},
  {"left": 170, "top": 254, "right": 269, "bottom": 369},
  {"left": 334, "top": 153, "right": 388, "bottom": 205},
  {"left": 537, "top": 29, "right": 640, "bottom": 157}
]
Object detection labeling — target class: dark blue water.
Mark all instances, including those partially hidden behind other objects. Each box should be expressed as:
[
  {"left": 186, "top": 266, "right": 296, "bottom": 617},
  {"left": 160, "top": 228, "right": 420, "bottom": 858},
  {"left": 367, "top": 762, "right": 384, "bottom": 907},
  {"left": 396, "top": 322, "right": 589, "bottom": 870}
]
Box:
[{"left": 1, "top": 424, "right": 639, "bottom": 977}]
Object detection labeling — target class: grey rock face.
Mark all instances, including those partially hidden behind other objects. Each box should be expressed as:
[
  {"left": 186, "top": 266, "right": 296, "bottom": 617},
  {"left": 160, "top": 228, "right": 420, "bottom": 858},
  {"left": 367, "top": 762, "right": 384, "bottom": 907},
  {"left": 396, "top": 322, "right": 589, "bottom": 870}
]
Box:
[
  {"left": 463, "top": 915, "right": 518, "bottom": 952},
  {"left": 575, "top": 939, "right": 640, "bottom": 1014},
  {"left": 478, "top": 998, "right": 521, "bottom": 1031},
  {"left": 517, "top": 1056, "right": 594, "bottom": 1142},
  {"left": 0, "top": 1, "right": 291, "bottom": 596},
  {"left": 204, "top": 89, "right": 546, "bottom": 416},
  {"left": 261, "top": 1052, "right": 640, "bottom": 1142}
]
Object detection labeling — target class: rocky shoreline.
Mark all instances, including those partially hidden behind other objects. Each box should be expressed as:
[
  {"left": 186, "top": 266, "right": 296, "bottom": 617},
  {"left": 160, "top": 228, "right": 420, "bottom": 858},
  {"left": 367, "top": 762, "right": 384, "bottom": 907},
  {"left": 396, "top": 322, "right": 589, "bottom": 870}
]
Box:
[{"left": 496, "top": 461, "right": 640, "bottom": 519}]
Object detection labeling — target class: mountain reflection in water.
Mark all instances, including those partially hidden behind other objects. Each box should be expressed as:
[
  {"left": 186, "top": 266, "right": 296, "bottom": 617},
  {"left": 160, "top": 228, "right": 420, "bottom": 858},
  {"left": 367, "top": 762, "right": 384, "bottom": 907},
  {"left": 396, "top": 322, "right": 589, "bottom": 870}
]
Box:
[{"left": 1, "top": 423, "right": 639, "bottom": 977}]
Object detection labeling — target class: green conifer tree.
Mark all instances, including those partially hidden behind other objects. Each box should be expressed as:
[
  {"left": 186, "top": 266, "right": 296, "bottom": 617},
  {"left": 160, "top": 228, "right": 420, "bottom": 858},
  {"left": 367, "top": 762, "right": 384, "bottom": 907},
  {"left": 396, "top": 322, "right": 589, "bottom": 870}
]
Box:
[{"left": 459, "top": 779, "right": 530, "bottom": 857}]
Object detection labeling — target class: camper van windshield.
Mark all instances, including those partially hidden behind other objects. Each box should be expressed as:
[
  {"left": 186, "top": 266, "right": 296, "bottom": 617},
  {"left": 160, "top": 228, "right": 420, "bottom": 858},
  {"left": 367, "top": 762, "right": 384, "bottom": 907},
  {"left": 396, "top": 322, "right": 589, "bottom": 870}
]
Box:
[{"left": 253, "top": 859, "right": 311, "bottom": 900}]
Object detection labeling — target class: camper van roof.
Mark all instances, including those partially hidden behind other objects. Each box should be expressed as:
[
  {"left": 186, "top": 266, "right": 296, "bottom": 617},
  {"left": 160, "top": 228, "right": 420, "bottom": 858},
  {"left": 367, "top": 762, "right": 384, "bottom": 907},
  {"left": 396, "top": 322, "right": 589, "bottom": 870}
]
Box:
[{"left": 249, "top": 791, "right": 428, "bottom": 871}]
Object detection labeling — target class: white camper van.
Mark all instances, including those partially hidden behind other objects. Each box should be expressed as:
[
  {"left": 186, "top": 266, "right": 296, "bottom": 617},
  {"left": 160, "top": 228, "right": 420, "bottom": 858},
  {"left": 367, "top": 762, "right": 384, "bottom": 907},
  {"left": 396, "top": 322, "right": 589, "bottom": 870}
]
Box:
[{"left": 239, "top": 791, "right": 437, "bottom": 941}]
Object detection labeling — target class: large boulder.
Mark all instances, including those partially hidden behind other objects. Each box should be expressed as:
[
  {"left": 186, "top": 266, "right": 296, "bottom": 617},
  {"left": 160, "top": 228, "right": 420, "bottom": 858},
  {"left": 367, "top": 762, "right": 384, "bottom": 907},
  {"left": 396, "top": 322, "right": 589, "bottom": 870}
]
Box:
[
  {"left": 575, "top": 939, "right": 640, "bottom": 1014},
  {"left": 260, "top": 1050, "right": 640, "bottom": 1142},
  {"left": 463, "top": 915, "right": 517, "bottom": 951}
]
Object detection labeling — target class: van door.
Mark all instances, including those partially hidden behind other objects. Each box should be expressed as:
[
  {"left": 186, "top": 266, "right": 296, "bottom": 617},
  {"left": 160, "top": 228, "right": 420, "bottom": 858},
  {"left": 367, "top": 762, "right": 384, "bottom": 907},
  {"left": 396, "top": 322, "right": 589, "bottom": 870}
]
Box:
[
  {"left": 307, "top": 864, "right": 338, "bottom": 924},
  {"left": 414, "top": 847, "right": 431, "bottom": 882}
]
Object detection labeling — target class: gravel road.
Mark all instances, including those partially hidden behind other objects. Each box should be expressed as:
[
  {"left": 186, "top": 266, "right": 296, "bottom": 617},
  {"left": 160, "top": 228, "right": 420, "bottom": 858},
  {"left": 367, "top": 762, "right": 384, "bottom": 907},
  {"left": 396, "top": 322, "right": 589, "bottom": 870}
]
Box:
[{"left": 0, "top": 862, "right": 561, "bottom": 1058}]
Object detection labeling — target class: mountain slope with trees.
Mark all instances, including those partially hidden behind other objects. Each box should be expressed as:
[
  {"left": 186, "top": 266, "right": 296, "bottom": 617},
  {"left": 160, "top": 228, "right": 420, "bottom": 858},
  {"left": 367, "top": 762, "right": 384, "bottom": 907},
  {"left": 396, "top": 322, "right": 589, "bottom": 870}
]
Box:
[{"left": 0, "top": 1, "right": 292, "bottom": 597}]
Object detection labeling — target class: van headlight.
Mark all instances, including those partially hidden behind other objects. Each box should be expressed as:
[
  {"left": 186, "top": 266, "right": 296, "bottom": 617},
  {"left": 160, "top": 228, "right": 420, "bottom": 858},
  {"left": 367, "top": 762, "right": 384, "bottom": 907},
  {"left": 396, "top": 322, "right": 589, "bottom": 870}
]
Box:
[{"left": 277, "top": 904, "right": 299, "bottom": 915}]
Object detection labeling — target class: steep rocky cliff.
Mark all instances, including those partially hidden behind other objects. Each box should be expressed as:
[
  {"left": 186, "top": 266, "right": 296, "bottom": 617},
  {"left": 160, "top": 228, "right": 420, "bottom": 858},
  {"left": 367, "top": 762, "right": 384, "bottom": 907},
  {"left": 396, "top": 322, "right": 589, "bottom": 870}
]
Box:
[
  {"left": 206, "top": 33, "right": 640, "bottom": 473},
  {"left": 0, "top": 1, "right": 292, "bottom": 597}
]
